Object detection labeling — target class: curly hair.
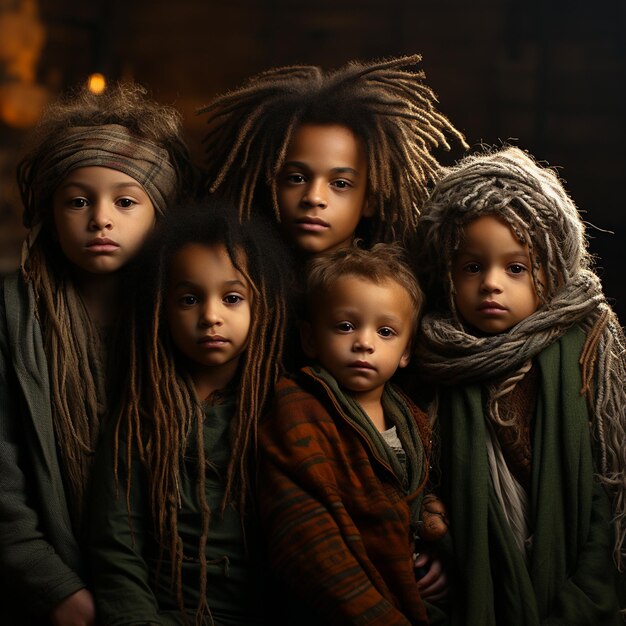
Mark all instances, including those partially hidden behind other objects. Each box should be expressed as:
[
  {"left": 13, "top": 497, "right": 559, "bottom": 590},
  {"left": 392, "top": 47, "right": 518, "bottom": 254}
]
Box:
[
  {"left": 18, "top": 82, "right": 194, "bottom": 229},
  {"left": 115, "top": 202, "right": 290, "bottom": 622},
  {"left": 200, "top": 54, "right": 467, "bottom": 244},
  {"left": 305, "top": 242, "right": 423, "bottom": 330}
]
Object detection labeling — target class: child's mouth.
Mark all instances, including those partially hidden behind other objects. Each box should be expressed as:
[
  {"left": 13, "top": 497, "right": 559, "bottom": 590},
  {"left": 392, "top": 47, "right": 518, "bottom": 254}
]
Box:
[{"left": 295, "top": 216, "right": 330, "bottom": 231}]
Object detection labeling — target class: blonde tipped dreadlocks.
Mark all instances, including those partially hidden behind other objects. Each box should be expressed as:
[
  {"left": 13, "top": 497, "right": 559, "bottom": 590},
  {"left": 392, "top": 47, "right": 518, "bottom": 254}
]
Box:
[
  {"left": 16, "top": 83, "right": 191, "bottom": 529},
  {"left": 115, "top": 204, "right": 290, "bottom": 624},
  {"left": 200, "top": 54, "right": 467, "bottom": 243},
  {"left": 415, "top": 146, "right": 626, "bottom": 570}
]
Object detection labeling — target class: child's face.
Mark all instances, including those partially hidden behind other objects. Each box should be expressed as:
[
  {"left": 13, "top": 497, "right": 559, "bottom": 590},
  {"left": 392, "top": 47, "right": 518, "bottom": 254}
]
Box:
[
  {"left": 166, "top": 243, "right": 251, "bottom": 381},
  {"left": 276, "top": 124, "right": 373, "bottom": 256},
  {"left": 52, "top": 166, "right": 156, "bottom": 276},
  {"left": 452, "top": 215, "right": 543, "bottom": 335},
  {"left": 301, "top": 275, "right": 413, "bottom": 401}
]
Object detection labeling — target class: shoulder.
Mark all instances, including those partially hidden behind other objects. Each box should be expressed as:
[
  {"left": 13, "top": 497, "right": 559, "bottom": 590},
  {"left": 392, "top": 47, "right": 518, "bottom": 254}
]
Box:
[
  {"left": 0, "top": 270, "right": 32, "bottom": 316},
  {"left": 273, "top": 369, "right": 332, "bottom": 416},
  {"left": 261, "top": 370, "right": 339, "bottom": 443}
]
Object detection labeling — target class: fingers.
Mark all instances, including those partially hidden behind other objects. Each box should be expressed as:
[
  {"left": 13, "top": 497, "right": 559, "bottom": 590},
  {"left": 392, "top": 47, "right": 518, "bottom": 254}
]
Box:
[{"left": 415, "top": 555, "right": 449, "bottom": 602}]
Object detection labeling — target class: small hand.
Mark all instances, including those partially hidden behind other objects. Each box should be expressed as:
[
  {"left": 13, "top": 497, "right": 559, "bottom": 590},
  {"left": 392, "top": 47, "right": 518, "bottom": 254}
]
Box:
[
  {"left": 50, "top": 589, "right": 96, "bottom": 626},
  {"left": 415, "top": 551, "right": 448, "bottom": 603}
]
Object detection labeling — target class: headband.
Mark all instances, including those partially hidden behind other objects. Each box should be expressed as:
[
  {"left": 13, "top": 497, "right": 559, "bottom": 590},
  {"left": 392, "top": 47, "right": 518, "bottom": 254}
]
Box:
[{"left": 25, "top": 123, "right": 177, "bottom": 227}]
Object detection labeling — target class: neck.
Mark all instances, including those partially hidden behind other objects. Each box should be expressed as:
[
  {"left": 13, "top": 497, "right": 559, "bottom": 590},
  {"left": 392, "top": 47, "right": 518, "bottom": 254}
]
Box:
[
  {"left": 72, "top": 270, "right": 121, "bottom": 329},
  {"left": 349, "top": 386, "right": 387, "bottom": 431},
  {"left": 192, "top": 357, "right": 240, "bottom": 402}
]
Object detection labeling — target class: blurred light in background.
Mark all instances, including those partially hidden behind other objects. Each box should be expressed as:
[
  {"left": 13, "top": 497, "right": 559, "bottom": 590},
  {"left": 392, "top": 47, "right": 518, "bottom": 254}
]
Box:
[
  {"left": 0, "top": 0, "right": 47, "bottom": 128},
  {"left": 87, "top": 72, "right": 106, "bottom": 95}
]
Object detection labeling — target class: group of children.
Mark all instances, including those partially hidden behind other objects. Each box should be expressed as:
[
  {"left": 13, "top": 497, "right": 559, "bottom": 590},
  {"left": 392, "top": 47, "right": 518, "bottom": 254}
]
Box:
[{"left": 0, "top": 54, "right": 624, "bottom": 626}]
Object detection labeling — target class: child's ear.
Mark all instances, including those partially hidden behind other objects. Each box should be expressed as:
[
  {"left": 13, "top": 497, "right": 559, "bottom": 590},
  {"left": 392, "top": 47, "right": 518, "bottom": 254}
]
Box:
[
  {"left": 361, "top": 196, "right": 375, "bottom": 218},
  {"left": 398, "top": 345, "right": 411, "bottom": 369},
  {"left": 298, "top": 320, "right": 317, "bottom": 359}
]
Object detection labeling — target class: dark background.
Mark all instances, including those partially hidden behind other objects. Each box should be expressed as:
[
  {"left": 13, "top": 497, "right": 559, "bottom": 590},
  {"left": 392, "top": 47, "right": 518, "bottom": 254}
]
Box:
[{"left": 1, "top": 0, "right": 625, "bottom": 318}]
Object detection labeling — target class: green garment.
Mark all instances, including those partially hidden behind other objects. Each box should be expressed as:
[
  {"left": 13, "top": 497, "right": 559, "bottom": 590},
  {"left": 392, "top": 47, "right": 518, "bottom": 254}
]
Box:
[
  {"left": 438, "top": 326, "right": 620, "bottom": 625},
  {"left": 310, "top": 364, "right": 426, "bottom": 515},
  {"left": 90, "top": 397, "right": 266, "bottom": 626},
  {"left": 0, "top": 273, "right": 86, "bottom": 624}
]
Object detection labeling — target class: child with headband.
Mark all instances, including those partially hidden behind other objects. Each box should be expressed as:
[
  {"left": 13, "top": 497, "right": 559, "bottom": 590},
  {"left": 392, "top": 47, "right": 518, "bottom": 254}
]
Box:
[
  {"left": 415, "top": 147, "right": 624, "bottom": 624},
  {"left": 0, "top": 83, "right": 191, "bottom": 626}
]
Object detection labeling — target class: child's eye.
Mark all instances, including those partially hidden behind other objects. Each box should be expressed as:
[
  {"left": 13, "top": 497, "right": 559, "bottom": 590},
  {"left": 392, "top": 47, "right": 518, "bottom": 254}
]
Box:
[
  {"left": 285, "top": 173, "right": 306, "bottom": 184},
  {"left": 336, "top": 322, "right": 354, "bottom": 332},
  {"left": 463, "top": 262, "right": 481, "bottom": 274},
  {"left": 508, "top": 263, "right": 527, "bottom": 275},
  {"left": 179, "top": 295, "right": 199, "bottom": 306},
  {"left": 223, "top": 294, "right": 243, "bottom": 305},
  {"left": 69, "top": 197, "right": 89, "bottom": 209},
  {"left": 331, "top": 179, "right": 352, "bottom": 190},
  {"left": 378, "top": 327, "right": 396, "bottom": 338},
  {"left": 117, "top": 197, "right": 136, "bottom": 209}
]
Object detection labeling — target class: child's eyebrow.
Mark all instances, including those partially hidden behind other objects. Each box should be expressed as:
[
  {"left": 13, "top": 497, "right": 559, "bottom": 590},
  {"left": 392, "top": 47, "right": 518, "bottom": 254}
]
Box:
[
  {"left": 58, "top": 180, "right": 145, "bottom": 192},
  {"left": 333, "top": 307, "right": 403, "bottom": 325},
  {"left": 172, "top": 279, "right": 248, "bottom": 290},
  {"left": 283, "top": 161, "right": 361, "bottom": 176},
  {"left": 457, "top": 247, "right": 530, "bottom": 258}
]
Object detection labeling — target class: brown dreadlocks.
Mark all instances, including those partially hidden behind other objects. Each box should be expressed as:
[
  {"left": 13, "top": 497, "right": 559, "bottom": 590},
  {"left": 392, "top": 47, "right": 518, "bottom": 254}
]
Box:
[{"left": 200, "top": 54, "right": 467, "bottom": 244}]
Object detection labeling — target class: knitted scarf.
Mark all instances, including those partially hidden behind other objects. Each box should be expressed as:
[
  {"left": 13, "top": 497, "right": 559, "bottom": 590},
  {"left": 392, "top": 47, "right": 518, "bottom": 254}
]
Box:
[
  {"left": 309, "top": 364, "right": 427, "bottom": 520},
  {"left": 435, "top": 327, "right": 620, "bottom": 625},
  {"left": 416, "top": 147, "right": 626, "bottom": 572}
]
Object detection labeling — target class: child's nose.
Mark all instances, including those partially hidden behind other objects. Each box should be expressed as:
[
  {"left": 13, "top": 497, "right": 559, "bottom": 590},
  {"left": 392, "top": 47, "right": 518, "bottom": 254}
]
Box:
[
  {"left": 89, "top": 202, "right": 113, "bottom": 230},
  {"left": 301, "top": 179, "right": 328, "bottom": 209},
  {"left": 480, "top": 268, "right": 503, "bottom": 293},
  {"left": 200, "top": 301, "right": 222, "bottom": 326},
  {"left": 352, "top": 331, "right": 374, "bottom": 353}
]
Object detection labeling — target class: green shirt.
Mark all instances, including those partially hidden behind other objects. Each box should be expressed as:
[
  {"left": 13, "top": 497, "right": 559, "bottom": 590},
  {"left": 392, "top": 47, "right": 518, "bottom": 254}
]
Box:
[{"left": 90, "top": 397, "right": 265, "bottom": 626}]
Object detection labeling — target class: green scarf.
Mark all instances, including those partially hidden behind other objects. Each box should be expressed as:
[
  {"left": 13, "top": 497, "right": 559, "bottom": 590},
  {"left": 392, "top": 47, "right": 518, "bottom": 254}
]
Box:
[
  {"left": 305, "top": 364, "right": 426, "bottom": 521},
  {"left": 438, "top": 327, "right": 620, "bottom": 625}
]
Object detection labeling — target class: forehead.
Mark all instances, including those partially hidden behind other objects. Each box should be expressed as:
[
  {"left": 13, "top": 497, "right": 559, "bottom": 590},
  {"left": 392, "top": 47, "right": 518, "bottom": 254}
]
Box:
[
  {"left": 285, "top": 124, "right": 366, "bottom": 167},
  {"left": 56, "top": 166, "right": 144, "bottom": 189},
  {"left": 168, "top": 243, "right": 242, "bottom": 281},
  {"left": 458, "top": 215, "right": 527, "bottom": 253},
  {"left": 316, "top": 274, "right": 413, "bottom": 315}
]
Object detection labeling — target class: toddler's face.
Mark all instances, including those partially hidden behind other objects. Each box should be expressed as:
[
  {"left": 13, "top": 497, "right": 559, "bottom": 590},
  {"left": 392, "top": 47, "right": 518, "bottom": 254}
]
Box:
[
  {"left": 52, "top": 166, "right": 156, "bottom": 276},
  {"left": 301, "top": 276, "right": 413, "bottom": 401},
  {"left": 276, "top": 124, "right": 372, "bottom": 256},
  {"left": 452, "top": 215, "right": 543, "bottom": 335}
]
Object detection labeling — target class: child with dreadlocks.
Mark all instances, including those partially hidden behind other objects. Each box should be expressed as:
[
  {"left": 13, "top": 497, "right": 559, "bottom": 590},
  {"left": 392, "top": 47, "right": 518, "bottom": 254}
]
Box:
[
  {"left": 200, "top": 54, "right": 466, "bottom": 256},
  {"left": 256, "top": 243, "right": 449, "bottom": 626},
  {"left": 0, "top": 83, "right": 190, "bottom": 626},
  {"left": 414, "top": 146, "right": 625, "bottom": 625},
  {"left": 88, "top": 204, "right": 290, "bottom": 625}
]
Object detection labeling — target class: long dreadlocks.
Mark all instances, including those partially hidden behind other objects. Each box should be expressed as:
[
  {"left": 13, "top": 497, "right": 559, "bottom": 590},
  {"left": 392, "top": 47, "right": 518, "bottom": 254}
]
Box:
[
  {"left": 200, "top": 54, "right": 467, "bottom": 244},
  {"left": 415, "top": 146, "right": 626, "bottom": 570},
  {"left": 15, "top": 83, "right": 191, "bottom": 529},
  {"left": 115, "top": 203, "right": 290, "bottom": 624}
]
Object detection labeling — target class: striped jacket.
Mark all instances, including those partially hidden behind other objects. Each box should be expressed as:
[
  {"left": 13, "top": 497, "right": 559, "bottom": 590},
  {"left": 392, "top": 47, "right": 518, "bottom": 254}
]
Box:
[{"left": 258, "top": 366, "right": 431, "bottom": 626}]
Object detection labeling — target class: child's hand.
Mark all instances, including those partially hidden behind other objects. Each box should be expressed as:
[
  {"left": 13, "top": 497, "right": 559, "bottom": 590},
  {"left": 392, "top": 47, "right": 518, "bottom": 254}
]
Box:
[
  {"left": 49, "top": 589, "right": 96, "bottom": 626},
  {"left": 414, "top": 551, "right": 448, "bottom": 602},
  {"left": 419, "top": 494, "right": 449, "bottom": 542}
]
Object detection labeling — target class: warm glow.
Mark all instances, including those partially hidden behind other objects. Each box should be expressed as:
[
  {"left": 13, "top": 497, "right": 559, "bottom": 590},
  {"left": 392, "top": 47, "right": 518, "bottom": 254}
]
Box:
[
  {"left": 0, "top": 82, "right": 47, "bottom": 128},
  {"left": 87, "top": 73, "right": 106, "bottom": 95}
]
